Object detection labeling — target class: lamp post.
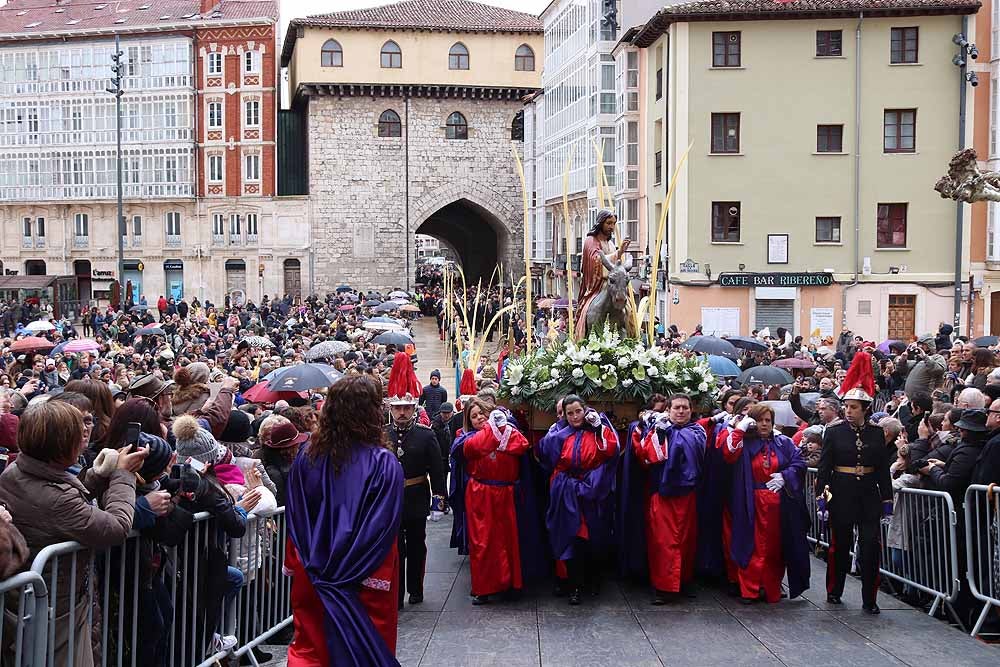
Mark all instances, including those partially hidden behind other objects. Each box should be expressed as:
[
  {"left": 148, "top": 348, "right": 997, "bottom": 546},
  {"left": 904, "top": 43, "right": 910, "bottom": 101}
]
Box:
[
  {"left": 952, "top": 26, "right": 977, "bottom": 335},
  {"left": 107, "top": 34, "right": 125, "bottom": 299}
]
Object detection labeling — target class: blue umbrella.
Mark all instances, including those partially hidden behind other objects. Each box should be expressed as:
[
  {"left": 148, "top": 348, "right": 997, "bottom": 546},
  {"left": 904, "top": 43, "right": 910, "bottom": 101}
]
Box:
[
  {"left": 48, "top": 341, "right": 69, "bottom": 357},
  {"left": 701, "top": 354, "right": 740, "bottom": 377}
]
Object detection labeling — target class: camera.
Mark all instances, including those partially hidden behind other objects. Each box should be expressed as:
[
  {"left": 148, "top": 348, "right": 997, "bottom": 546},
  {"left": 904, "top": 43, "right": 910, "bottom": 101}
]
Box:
[{"left": 160, "top": 463, "right": 207, "bottom": 497}]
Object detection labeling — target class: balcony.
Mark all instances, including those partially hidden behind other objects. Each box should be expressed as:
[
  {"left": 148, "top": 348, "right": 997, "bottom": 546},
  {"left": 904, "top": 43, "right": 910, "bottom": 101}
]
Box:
[
  {"left": 21, "top": 237, "right": 32, "bottom": 249},
  {"left": 73, "top": 236, "right": 89, "bottom": 248},
  {"left": 212, "top": 234, "right": 225, "bottom": 246},
  {"left": 229, "top": 236, "right": 244, "bottom": 247},
  {"left": 165, "top": 235, "right": 182, "bottom": 248},
  {"left": 36, "top": 237, "right": 45, "bottom": 248},
  {"left": 132, "top": 236, "right": 143, "bottom": 248},
  {"left": 247, "top": 233, "right": 258, "bottom": 245}
]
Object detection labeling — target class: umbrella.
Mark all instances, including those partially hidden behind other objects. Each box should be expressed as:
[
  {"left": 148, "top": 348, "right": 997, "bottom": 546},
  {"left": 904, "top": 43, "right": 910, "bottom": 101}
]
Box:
[
  {"left": 244, "top": 335, "right": 275, "bottom": 349},
  {"left": 553, "top": 298, "right": 570, "bottom": 310},
  {"left": 537, "top": 298, "right": 555, "bottom": 308},
  {"left": 399, "top": 304, "right": 420, "bottom": 313},
  {"left": 306, "top": 340, "right": 352, "bottom": 360},
  {"left": 761, "top": 400, "right": 799, "bottom": 428},
  {"left": 390, "top": 298, "right": 410, "bottom": 306},
  {"left": 129, "top": 304, "right": 151, "bottom": 313},
  {"left": 363, "top": 320, "right": 403, "bottom": 332},
  {"left": 284, "top": 318, "right": 299, "bottom": 327},
  {"left": 388, "top": 290, "right": 409, "bottom": 299},
  {"left": 48, "top": 341, "right": 69, "bottom": 357},
  {"left": 267, "top": 363, "right": 344, "bottom": 391},
  {"left": 797, "top": 392, "right": 821, "bottom": 413},
  {"left": 335, "top": 285, "right": 353, "bottom": 293},
  {"left": 135, "top": 326, "right": 165, "bottom": 337},
  {"left": 338, "top": 304, "right": 355, "bottom": 311},
  {"left": 11, "top": 336, "right": 55, "bottom": 353},
  {"left": 771, "top": 357, "right": 816, "bottom": 370},
  {"left": 372, "top": 331, "right": 414, "bottom": 346},
  {"left": 974, "top": 335, "right": 999, "bottom": 347},
  {"left": 374, "top": 302, "right": 400, "bottom": 313},
  {"left": 877, "top": 339, "right": 907, "bottom": 354},
  {"left": 362, "top": 300, "right": 382, "bottom": 307},
  {"left": 701, "top": 354, "right": 741, "bottom": 377},
  {"left": 725, "top": 335, "right": 769, "bottom": 352},
  {"left": 242, "top": 381, "right": 307, "bottom": 404},
  {"left": 340, "top": 293, "right": 359, "bottom": 302},
  {"left": 64, "top": 339, "right": 100, "bottom": 354},
  {"left": 735, "top": 365, "right": 793, "bottom": 387},
  {"left": 681, "top": 336, "right": 739, "bottom": 360},
  {"left": 25, "top": 320, "right": 55, "bottom": 333}
]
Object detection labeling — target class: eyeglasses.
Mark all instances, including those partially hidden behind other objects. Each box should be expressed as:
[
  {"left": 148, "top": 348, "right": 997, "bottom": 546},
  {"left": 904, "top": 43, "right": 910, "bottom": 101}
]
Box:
[
  {"left": 82, "top": 417, "right": 94, "bottom": 425},
  {"left": 988, "top": 410, "right": 1000, "bottom": 415}
]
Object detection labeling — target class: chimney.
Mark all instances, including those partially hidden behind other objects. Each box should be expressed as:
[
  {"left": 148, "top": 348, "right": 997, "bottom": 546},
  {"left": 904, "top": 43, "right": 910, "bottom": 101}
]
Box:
[{"left": 200, "top": 0, "right": 216, "bottom": 14}]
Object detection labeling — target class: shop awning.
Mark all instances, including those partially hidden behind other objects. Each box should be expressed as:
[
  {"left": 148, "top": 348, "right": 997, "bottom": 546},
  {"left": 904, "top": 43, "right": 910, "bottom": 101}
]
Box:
[{"left": 0, "top": 275, "right": 67, "bottom": 290}]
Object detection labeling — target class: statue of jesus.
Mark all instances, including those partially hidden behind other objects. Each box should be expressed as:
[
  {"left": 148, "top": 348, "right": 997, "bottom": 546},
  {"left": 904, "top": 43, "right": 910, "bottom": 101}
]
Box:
[{"left": 574, "top": 209, "right": 630, "bottom": 340}]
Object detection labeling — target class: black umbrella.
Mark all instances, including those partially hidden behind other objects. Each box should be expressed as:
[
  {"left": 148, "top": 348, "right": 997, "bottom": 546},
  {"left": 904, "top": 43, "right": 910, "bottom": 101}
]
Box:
[
  {"left": 129, "top": 304, "right": 151, "bottom": 313},
  {"left": 680, "top": 335, "right": 739, "bottom": 359},
  {"left": 735, "top": 366, "right": 794, "bottom": 387},
  {"left": 373, "top": 302, "right": 399, "bottom": 313},
  {"left": 135, "top": 326, "right": 166, "bottom": 337},
  {"left": 266, "top": 363, "right": 344, "bottom": 391},
  {"left": 974, "top": 335, "right": 999, "bottom": 347},
  {"left": 362, "top": 300, "right": 382, "bottom": 307},
  {"left": 372, "top": 331, "right": 414, "bottom": 346},
  {"left": 725, "top": 335, "right": 769, "bottom": 352},
  {"left": 335, "top": 285, "right": 353, "bottom": 293}
]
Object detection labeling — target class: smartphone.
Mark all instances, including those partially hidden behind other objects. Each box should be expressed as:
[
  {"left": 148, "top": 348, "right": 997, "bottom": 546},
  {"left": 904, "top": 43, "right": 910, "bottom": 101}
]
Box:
[{"left": 125, "top": 422, "right": 143, "bottom": 449}]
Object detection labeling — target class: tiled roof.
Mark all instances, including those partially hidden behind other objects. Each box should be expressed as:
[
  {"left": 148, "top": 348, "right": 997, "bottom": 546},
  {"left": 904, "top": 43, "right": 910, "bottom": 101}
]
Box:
[
  {"left": 292, "top": 0, "right": 542, "bottom": 33},
  {"left": 634, "top": 0, "right": 980, "bottom": 45},
  {"left": 0, "top": 0, "right": 276, "bottom": 38}
]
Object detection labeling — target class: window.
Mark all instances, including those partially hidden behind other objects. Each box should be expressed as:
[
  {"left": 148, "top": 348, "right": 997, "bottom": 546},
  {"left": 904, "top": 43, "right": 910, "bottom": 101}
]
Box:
[
  {"left": 207, "top": 51, "right": 222, "bottom": 75},
  {"left": 626, "top": 50, "right": 639, "bottom": 87},
  {"left": 132, "top": 215, "right": 142, "bottom": 236},
  {"left": 515, "top": 44, "right": 535, "bottom": 71},
  {"left": 711, "top": 113, "right": 740, "bottom": 153},
  {"left": 890, "top": 27, "right": 919, "bottom": 63},
  {"left": 74, "top": 212, "right": 88, "bottom": 237},
  {"left": 35, "top": 217, "right": 44, "bottom": 237},
  {"left": 654, "top": 150, "right": 662, "bottom": 185},
  {"left": 446, "top": 112, "right": 467, "bottom": 140},
  {"left": 165, "top": 211, "right": 181, "bottom": 236},
  {"left": 209, "top": 154, "right": 223, "bottom": 182},
  {"left": 449, "top": 43, "right": 469, "bottom": 70},
  {"left": 245, "top": 153, "right": 260, "bottom": 181},
  {"left": 230, "top": 213, "right": 241, "bottom": 237},
  {"left": 817, "top": 124, "right": 843, "bottom": 152},
  {"left": 245, "top": 99, "right": 260, "bottom": 127},
  {"left": 244, "top": 49, "right": 258, "bottom": 73},
  {"left": 212, "top": 213, "right": 225, "bottom": 237},
  {"left": 884, "top": 109, "right": 916, "bottom": 153},
  {"left": 511, "top": 111, "right": 524, "bottom": 141},
  {"left": 246, "top": 213, "right": 258, "bottom": 237},
  {"left": 22, "top": 217, "right": 31, "bottom": 238},
  {"left": 380, "top": 41, "right": 402, "bottom": 68},
  {"left": 378, "top": 109, "right": 401, "bottom": 137},
  {"left": 208, "top": 101, "right": 222, "bottom": 129},
  {"left": 815, "top": 216, "right": 842, "bottom": 242},
  {"left": 655, "top": 68, "right": 662, "bottom": 100},
  {"left": 877, "top": 203, "right": 907, "bottom": 248},
  {"left": 816, "top": 30, "right": 843, "bottom": 57},
  {"left": 321, "top": 39, "right": 343, "bottom": 67},
  {"left": 712, "top": 31, "right": 741, "bottom": 67},
  {"left": 711, "top": 201, "right": 740, "bottom": 242}
]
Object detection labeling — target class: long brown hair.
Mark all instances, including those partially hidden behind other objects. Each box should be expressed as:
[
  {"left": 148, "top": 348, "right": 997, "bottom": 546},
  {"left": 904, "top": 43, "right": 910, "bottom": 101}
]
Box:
[
  {"left": 65, "top": 379, "right": 114, "bottom": 443},
  {"left": 309, "top": 375, "right": 386, "bottom": 471},
  {"left": 462, "top": 396, "right": 495, "bottom": 433}
]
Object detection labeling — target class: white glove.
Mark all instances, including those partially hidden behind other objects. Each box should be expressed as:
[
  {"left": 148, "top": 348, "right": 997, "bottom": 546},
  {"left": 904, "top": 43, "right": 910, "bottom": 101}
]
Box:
[
  {"left": 655, "top": 413, "right": 672, "bottom": 430},
  {"left": 765, "top": 472, "right": 785, "bottom": 493},
  {"left": 585, "top": 410, "right": 602, "bottom": 428},
  {"left": 489, "top": 409, "right": 508, "bottom": 430},
  {"left": 429, "top": 511, "right": 444, "bottom": 523},
  {"left": 736, "top": 416, "right": 757, "bottom": 432},
  {"left": 711, "top": 411, "right": 730, "bottom": 424}
]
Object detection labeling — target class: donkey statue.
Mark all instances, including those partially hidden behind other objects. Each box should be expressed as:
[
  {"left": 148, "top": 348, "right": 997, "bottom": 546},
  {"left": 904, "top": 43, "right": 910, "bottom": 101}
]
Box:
[{"left": 583, "top": 253, "right": 635, "bottom": 337}]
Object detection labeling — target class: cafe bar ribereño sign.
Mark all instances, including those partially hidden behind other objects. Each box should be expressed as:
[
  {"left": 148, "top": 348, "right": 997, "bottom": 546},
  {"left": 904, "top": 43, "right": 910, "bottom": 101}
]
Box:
[{"left": 718, "top": 272, "right": 834, "bottom": 288}]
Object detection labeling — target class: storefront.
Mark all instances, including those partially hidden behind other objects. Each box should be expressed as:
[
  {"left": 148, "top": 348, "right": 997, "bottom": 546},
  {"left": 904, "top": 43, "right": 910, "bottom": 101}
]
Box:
[
  {"left": 164, "top": 259, "right": 184, "bottom": 300},
  {"left": 225, "top": 259, "right": 247, "bottom": 302},
  {"left": 123, "top": 260, "right": 144, "bottom": 304},
  {"left": 91, "top": 267, "right": 116, "bottom": 305}
]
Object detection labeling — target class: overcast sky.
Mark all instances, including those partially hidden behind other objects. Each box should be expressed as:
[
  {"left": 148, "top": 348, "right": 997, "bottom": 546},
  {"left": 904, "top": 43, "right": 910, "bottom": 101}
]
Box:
[{"left": 279, "top": 0, "right": 551, "bottom": 38}]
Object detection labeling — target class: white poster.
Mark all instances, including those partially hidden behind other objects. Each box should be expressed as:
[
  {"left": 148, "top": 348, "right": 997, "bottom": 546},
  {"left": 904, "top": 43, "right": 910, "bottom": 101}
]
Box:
[
  {"left": 810, "top": 307, "right": 835, "bottom": 342},
  {"left": 701, "top": 307, "right": 741, "bottom": 337}
]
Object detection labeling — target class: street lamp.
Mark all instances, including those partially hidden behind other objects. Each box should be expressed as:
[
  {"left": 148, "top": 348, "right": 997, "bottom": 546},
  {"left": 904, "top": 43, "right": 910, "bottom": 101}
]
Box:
[
  {"left": 951, "top": 29, "right": 977, "bottom": 333},
  {"left": 107, "top": 34, "right": 125, "bottom": 300}
]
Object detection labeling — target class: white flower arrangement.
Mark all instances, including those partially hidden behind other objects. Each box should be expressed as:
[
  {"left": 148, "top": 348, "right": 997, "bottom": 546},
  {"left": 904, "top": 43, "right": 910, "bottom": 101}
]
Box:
[{"left": 499, "top": 324, "right": 716, "bottom": 410}]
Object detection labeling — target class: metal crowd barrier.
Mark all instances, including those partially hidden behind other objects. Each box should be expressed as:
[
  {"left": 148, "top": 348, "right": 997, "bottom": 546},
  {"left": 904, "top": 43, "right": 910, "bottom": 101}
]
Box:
[
  {"left": 964, "top": 484, "right": 1000, "bottom": 639},
  {"left": 6, "top": 507, "right": 290, "bottom": 667},
  {"left": 805, "top": 468, "right": 960, "bottom": 617}
]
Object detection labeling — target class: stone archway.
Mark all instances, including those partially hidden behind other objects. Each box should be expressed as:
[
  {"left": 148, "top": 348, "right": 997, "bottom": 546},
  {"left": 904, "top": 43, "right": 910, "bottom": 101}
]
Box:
[{"left": 409, "top": 182, "right": 521, "bottom": 283}]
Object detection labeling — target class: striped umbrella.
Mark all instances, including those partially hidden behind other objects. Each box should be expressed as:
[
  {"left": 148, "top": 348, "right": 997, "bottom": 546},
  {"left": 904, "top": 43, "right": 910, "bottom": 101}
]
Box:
[
  {"left": 244, "top": 335, "right": 275, "bottom": 349},
  {"left": 64, "top": 339, "right": 100, "bottom": 354}
]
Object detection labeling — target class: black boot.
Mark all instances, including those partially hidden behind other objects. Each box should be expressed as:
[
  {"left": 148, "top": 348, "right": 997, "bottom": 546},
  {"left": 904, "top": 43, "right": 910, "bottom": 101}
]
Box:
[
  {"left": 826, "top": 594, "right": 842, "bottom": 605},
  {"left": 472, "top": 594, "right": 490, "bottom": 606},
  {"left": 568, "top": 589, "right": 582, "bottom": 606},
  {"left": 409, "top": 593, "right": 423, "bottom": 604},
  {"left": 863, "top": 603, "right": 881, "bottom": 615}
]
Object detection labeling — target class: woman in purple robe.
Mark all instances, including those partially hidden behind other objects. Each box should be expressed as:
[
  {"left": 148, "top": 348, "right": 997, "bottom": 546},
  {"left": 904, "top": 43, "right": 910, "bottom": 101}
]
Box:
[{"left": 285, "top": 376, "right": 404, "bottom": 666}]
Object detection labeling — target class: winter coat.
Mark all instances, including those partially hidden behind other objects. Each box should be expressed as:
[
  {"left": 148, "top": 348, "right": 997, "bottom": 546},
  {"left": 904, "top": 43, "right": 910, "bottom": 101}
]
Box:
[{"left": 927, "top": 432, "right": 987, "bottom": 505}]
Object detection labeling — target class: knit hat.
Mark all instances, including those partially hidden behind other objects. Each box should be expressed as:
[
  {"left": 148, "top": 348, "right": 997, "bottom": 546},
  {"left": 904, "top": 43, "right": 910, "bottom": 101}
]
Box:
[
  {"left": 172, "top": 415, "right": 226, "bottom": 466},
  {"left": 137, "top": 433, "right": 174, "bottom": 482},
  {"left": 430, "top": 369, "right": 441, "bottom": 379},
  {"left": 219, "top": 409, "right": 252, "bottom": 443},
  {"left": 439, "top": 402, "right": 455, "bottom": 414}
]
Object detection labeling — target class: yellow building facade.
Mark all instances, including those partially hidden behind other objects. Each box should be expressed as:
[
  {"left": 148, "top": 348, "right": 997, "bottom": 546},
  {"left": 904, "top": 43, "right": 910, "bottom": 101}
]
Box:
[{"left": 635, "top": 2, "right": 979, "bottom": 342}]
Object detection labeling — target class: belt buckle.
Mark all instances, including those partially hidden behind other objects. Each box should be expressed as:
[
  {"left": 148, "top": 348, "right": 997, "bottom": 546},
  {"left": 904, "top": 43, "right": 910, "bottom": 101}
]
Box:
[{"left": 854, "top": 465, "right": 865, "bottom": 476}]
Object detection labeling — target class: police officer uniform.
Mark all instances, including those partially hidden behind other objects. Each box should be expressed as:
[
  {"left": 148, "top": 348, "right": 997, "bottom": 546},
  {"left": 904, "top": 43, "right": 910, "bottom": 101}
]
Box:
[
  {"left": 388, "top": 396, "right": 446, "bottom": 607},
  {"left": 814, "top": 387, "right": 892, "bottom": 613}
]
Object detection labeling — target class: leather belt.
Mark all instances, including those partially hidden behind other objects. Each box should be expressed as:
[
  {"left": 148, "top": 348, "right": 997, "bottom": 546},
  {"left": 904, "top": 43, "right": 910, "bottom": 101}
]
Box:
[
  {"left": 404, "top": 475, "right": 428, "bottom": 488},
  {"left": 834, "top": 465, "right": 875, "bottom": 475}
]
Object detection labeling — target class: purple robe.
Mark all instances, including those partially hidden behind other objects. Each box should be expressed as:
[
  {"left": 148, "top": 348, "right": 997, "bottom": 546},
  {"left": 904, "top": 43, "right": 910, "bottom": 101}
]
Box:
[
  {"left": 729, "top": 432, "right": 811, "bottom": 599},
  {"left": 286, "top": 443, "right": 403, "bottom": 666},
  {"left": 537, "top": 415, "right": 619, "bottom": 561},
  {"left": 696, "top": 420, "right": 733, "bottom": 577}
]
